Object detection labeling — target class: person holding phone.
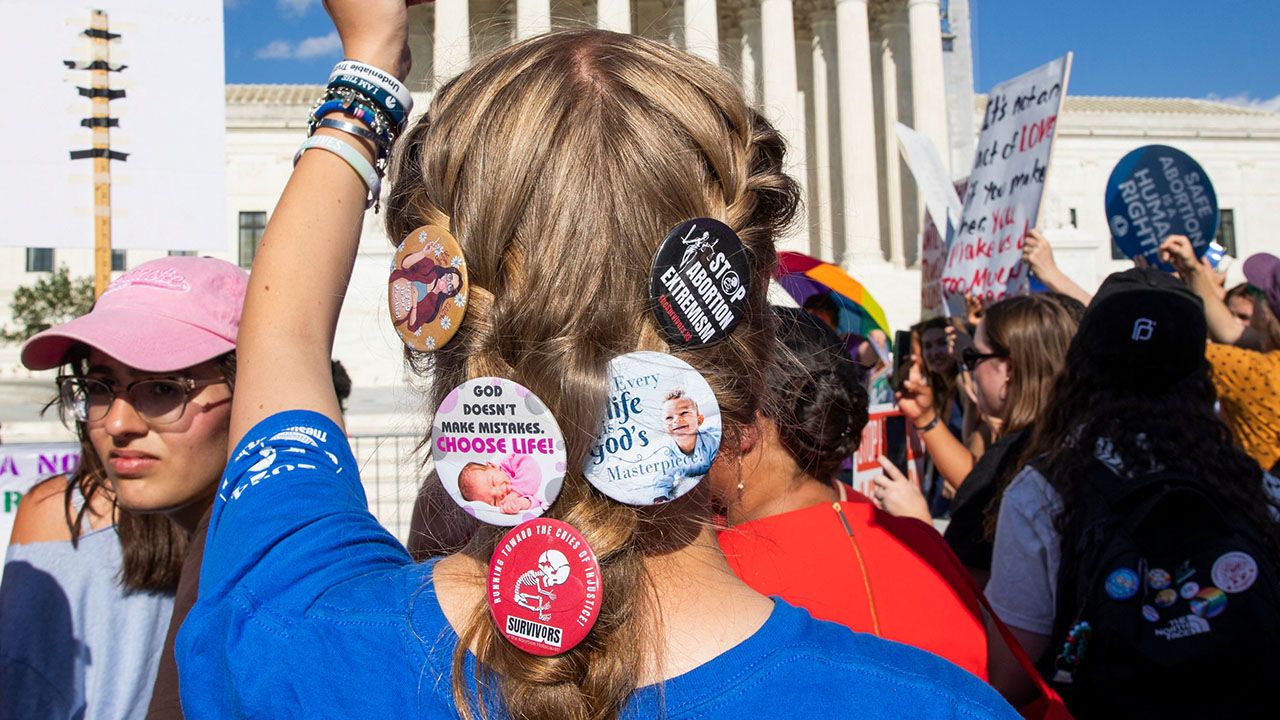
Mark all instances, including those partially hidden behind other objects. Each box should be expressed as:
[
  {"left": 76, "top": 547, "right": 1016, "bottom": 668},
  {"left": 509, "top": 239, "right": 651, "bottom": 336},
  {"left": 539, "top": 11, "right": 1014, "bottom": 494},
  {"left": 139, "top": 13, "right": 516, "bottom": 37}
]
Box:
[
  {"left": 717, "top": 308, "right": 991, "bottom": 679},
  {"left": 874, "top": 295, "right": 1079, "bottom": 582}
]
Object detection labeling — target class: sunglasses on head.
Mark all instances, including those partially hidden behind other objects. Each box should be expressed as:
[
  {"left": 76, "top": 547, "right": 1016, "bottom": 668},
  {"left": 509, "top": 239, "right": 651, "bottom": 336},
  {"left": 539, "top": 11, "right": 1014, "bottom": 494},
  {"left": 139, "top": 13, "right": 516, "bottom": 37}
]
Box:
[{"left": 960, "top": 346, "right": 1006, "bottom": 369}]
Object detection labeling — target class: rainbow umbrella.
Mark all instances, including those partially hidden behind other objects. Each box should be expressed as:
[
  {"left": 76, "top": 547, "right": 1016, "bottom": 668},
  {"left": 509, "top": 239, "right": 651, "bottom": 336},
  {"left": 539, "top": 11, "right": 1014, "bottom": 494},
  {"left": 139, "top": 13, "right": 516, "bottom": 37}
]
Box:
[{"left": 775, "top": 251, "right": 891, "bottom": 339}]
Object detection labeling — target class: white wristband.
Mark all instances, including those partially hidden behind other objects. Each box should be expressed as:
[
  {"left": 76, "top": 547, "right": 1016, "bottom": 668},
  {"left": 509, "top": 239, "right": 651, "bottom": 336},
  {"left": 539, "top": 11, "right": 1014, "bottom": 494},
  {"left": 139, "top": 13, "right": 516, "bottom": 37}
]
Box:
[
  {"left": 294, "top": 135, "right": 381, "bottom": 210},
  {"left": 329, "top": 60, "right": 413, "bottom": 115}
]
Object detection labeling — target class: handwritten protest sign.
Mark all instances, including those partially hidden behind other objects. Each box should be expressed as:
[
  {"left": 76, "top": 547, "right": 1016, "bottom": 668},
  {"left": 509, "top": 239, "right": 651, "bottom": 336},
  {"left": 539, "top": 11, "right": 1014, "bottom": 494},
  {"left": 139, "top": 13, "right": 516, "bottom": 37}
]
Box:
[
  {"left": 943, "top": 54, "right": 1071, "bottom": 307},
  {"left": 920, "top": 216, "right": 947, "bottom": 318},
  {"left": 0, "top": 444, "right": 80, "bottom": 588},
  {"left": 1105, "top": 145, "right": 1218, "bottom": 270},
  {"left": 895, "top": 123, "right": 963, "bottom": 319}
]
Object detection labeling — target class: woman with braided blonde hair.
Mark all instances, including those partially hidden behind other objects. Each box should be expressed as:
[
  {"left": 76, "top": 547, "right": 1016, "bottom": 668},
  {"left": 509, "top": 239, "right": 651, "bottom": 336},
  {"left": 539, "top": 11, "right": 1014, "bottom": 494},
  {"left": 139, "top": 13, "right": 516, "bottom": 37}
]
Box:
[{"left": 175, "top": 2, "right": 1015, "bottom": 718}]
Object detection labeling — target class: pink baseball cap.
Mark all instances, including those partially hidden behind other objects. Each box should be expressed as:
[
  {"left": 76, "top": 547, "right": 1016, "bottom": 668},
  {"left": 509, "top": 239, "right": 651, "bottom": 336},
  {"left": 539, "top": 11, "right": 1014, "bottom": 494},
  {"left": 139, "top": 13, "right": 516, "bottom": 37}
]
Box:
[{"left": 21, "top": 256, "right": 249, "bottom": 372}]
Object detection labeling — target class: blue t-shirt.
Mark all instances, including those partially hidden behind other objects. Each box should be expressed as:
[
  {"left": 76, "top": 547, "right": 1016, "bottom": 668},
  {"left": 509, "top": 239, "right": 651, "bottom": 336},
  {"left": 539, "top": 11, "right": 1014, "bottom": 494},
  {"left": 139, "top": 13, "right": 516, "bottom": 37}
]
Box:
[{"left": 178, "top": 411, "right": 1016, "bottom": 719}]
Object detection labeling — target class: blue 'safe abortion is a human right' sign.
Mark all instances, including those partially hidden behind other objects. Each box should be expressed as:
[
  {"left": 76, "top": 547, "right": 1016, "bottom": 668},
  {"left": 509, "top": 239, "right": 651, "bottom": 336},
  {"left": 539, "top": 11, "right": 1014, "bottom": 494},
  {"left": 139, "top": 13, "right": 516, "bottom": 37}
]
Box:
[{"left": 1105, "top": 145, "right": 1218, "bottom": 271}]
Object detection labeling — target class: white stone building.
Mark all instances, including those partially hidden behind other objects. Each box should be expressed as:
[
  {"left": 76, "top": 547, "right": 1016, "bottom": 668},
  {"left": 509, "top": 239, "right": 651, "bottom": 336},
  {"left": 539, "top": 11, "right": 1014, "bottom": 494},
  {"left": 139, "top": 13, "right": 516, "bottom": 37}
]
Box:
[{"left": 4, "top": 0, "right": 1280, "bottom": 401}]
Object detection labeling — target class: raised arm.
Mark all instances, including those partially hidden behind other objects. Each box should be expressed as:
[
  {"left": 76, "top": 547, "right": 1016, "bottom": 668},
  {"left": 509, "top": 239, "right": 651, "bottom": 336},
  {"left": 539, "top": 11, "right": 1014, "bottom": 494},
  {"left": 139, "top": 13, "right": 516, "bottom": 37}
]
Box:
[
  {"left": 1159, "top": 235, "right": 1243, "bottom": 345},
  {"left": 897, "top": 362, "right": 976, "bottom": 490},
  {"left": 1022, "top": 229, "right": 1093, "bottom": 306},
  {"left": 229, "top": 0, "right": 415, "bottom": 446}
]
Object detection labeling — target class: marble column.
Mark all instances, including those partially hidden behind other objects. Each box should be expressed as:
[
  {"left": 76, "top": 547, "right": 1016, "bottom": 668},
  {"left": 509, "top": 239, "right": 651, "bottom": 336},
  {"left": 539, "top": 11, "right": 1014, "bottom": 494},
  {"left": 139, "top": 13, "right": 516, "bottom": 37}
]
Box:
[
  {"left": 684, "top": 0, "right": 720, "bottom": 63},
  {"left": 740, "top": 5, "right": 762, "bottom": 105},
  {"left": 834, "top": 0, "right": 883, "bottom": 265},
  {"left": 598, "top": 0, "right": 632, "bottom": 32},
  {"left": 907, "top": 0, "right": 950, "bottom": 176},
  {"left": 809, "top": 12, "right": 837, "bottom": 262},
  {"left": 759, "top": 0, "right": 807, "bottom": 248},
  {"left": 879, "top": 15, "right": 907, "bottom": 267},
  {"left": 433, "top": 0, "right": 471, "bottom": 83},
  {"left": 517, "top": 0, "right": 552, "bottom": 39}
]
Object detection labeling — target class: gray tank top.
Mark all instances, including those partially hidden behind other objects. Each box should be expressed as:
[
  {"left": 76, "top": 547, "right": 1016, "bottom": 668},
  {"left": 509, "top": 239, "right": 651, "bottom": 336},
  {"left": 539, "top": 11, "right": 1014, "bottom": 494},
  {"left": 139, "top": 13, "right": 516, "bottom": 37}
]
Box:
[{"left": 0, "top": 525, "right": 175, "bottom": 719}]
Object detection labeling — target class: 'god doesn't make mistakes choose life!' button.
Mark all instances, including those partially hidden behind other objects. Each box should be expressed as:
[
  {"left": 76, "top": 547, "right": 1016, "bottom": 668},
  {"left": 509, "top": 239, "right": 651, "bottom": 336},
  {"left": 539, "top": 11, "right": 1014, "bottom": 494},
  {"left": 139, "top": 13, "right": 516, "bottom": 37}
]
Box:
[{"left": 432, "top": 377, "right": 568, "bottom": 527}]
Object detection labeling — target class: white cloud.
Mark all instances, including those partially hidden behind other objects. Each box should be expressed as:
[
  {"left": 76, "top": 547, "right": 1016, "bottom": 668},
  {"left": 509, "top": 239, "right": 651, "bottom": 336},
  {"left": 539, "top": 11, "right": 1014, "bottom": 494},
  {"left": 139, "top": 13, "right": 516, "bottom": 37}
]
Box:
[
  {"left": 278, "top": 0, "right": 318, "bottom": 17},
  {"left": 254, "top": 39, "right": 294, "bottom": 60},
  {"left": 254, "top": 32, "right": 341, "bottom": 61},
  {"left": 294, "top": 32, "right": 342, "bottom": 59},
  {"left": 1207, "top": 92, "right": 1280, "bottom": 114}
]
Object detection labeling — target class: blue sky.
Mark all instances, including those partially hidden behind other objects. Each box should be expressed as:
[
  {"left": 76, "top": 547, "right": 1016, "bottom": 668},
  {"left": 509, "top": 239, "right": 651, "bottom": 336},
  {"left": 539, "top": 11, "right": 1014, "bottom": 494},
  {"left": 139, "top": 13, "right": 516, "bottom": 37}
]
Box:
[
  {"left": 226, "top": 0, "right": 1279, "bottom": 110},
  {"left": 970, "top": 0, "right": 1278, "bottom": 109}
]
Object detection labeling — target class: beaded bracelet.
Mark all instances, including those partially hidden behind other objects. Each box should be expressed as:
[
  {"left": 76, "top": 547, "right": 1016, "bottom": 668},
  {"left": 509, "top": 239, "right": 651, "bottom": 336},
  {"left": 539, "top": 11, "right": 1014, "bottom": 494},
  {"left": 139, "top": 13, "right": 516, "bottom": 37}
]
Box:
[
  {"left": 294, "top": 134, "right": 381, "bottom": 210},
  {"left": 329, "top": 73, "right": 408, "bottom": 127},
  {"left": 309, "top": 93, "right": 394, "bottom": 148}
]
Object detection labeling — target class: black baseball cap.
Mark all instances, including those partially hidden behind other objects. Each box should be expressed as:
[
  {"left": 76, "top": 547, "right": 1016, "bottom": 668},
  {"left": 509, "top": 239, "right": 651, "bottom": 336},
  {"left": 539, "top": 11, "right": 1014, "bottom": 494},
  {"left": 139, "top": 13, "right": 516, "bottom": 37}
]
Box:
[{"left": 1076, "top": 268, "right": 1207, "bottom": 390}]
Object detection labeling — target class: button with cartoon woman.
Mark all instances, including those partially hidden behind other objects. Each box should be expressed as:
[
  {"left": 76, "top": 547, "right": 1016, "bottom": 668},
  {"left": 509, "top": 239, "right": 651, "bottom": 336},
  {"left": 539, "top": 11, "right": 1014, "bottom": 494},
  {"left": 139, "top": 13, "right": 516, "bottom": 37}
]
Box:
[{"left": 388, "top": 225, "right": 468, "bottom": 352}]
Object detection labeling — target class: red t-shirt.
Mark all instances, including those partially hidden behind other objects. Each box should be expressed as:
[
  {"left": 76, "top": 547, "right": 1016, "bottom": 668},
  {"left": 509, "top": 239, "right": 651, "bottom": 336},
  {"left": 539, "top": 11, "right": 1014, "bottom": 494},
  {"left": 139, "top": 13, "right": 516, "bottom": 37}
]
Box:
[{"left": 717, "top": 492, "right": 989, "bottom": 680}]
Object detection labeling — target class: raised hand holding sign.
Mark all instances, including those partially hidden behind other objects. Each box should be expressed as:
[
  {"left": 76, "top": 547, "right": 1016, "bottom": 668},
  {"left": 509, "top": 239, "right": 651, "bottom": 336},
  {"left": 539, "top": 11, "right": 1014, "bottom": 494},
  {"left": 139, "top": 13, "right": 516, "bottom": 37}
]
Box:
[{"left": 1105, "top": 145, "right": 1218, "bottom": 271}]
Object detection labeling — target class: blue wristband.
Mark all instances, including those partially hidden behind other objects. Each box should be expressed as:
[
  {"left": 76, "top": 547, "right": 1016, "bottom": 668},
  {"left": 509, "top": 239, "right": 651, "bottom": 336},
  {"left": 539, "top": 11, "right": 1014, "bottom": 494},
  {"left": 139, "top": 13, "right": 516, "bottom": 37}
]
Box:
[
  {"left": 312, "top": 99, "right": 393, "bottom": 150},
  {"left": 328, "top": 75, "right": 408, "bottom": 127}
]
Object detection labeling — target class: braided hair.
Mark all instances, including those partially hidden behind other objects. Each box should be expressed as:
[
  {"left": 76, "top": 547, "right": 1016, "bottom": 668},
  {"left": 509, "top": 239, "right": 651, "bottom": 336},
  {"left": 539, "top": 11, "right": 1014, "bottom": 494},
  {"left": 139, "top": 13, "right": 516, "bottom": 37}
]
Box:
[{"left": 385, "top": 30, "right": 800, "bottom": 720}]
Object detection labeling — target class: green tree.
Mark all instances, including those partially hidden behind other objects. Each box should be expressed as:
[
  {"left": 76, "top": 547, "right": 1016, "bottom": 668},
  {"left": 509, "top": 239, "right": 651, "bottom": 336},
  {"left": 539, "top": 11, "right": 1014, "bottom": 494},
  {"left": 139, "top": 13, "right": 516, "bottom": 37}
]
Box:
[{"left": 2, "top": 265, "right": 95, "bottom": 343}]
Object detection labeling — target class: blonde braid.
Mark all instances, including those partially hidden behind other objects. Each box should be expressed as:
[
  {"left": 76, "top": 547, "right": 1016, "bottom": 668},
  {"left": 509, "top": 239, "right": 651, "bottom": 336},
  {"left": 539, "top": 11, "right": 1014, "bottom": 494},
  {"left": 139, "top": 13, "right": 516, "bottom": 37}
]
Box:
[{"left": 384, "top": 29, "right": 799, "bottom": 720}]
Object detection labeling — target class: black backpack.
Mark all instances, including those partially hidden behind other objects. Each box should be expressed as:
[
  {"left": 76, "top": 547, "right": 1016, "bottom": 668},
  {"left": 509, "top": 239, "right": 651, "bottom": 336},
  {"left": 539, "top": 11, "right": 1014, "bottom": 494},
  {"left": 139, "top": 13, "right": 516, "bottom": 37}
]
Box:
[{"left": 1042, "top": 460, "right": 1280, "bottom": 718}]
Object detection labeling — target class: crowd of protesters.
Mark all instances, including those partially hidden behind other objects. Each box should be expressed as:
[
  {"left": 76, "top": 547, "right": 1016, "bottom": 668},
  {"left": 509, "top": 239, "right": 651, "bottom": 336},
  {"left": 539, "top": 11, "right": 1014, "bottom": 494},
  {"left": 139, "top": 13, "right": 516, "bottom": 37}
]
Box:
[{"left": 1, "top": 1, "right": 1278, "bottom": 718}]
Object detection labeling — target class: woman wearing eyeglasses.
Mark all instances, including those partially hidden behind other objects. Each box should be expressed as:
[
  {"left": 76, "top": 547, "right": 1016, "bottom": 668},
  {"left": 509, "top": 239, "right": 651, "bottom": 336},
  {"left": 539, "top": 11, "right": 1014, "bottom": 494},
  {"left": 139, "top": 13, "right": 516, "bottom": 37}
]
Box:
[
  {"left": 0, "top": 256, "right": 246, "bottom": 720},
  {"left": 873, "top": 294, "right": 1078, "bottom": 583}
]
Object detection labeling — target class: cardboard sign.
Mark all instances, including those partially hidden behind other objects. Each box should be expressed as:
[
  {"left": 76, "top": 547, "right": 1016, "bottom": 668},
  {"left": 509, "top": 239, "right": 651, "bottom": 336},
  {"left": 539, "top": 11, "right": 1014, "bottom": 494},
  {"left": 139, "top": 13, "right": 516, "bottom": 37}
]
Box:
[
  {"left": 851, "top": 404, "right": 922, "bottom": 498},
  {"left": 943, "top": 55, "right": 1072, "bottom": 307},
  {"left": 920, "top": 213, "right": 948, "bottom": 320},
  {"left": 895, "top": 123, "right": 963, "bottom": 321},
  {"left": 0, "top": 444, "right": 81, "bottom": 589},
  {"left": 895, "top": 122, "right": 963, "bottom": 233},
  {"left": 1105, "top": 145, "right": 1219, "bottom": 270}
]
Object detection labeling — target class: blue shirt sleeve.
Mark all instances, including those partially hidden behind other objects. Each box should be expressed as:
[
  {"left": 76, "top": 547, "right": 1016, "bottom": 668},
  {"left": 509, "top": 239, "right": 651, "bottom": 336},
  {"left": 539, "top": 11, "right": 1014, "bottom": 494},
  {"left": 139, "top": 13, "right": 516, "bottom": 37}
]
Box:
[{"left": 198, "top": 410, "right": 411, "bottom": 614}]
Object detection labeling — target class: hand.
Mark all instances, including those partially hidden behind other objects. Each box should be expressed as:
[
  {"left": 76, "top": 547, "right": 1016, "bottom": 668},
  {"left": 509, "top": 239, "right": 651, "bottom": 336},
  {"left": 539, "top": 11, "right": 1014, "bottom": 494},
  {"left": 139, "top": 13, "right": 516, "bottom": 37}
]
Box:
[
  {"left": 1158, "top": 235, "right": 1199, "bottom": 277},
  {"left": 895, "top": 362, "right": 935, "bottom": 422},
  {"left": 965, "top": 294, "right": 986, "bottom": 327},
  {"left": 1202, "top": 256, "right": 1227, "bottom": 298},
  {"left": 870, "top": 456, "right": 931, "bottom": 523},
  {"left": 322, "top": 0, "right": 423, "bottom": 79},
  {"left": 498, "top": 494, "right": 530, "bottom": 514},
  {"left": 944, "top": 324, "right": 958, "bottom": 357},
  {"left": 1021, "top": 229, "right": 1060, "bottom": 280}
]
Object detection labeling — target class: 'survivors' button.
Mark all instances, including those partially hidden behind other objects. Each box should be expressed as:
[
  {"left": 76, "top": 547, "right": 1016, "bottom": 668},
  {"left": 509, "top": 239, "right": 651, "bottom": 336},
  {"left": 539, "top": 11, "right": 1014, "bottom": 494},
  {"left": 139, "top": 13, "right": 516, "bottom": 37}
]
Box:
[{"left": 488, "top": 518, "right": 603, "bottom": 656}]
